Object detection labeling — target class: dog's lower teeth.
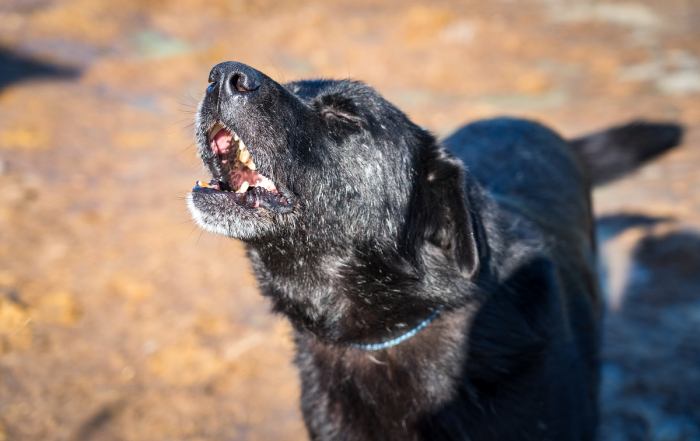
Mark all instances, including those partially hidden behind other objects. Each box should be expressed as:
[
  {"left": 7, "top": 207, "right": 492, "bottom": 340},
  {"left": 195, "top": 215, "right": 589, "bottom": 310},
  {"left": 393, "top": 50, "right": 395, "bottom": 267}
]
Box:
[{"left": 237, "top": 181, "right": 250, "bottom": 193}]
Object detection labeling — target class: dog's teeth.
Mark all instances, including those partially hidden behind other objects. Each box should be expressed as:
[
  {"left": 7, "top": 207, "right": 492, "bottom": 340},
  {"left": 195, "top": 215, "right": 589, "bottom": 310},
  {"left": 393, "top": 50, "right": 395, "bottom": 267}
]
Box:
[
  {"left": 239, "top": 140, "right": 246, "bottom": 150},
  {"left": 209, "top": 122, "right": 224, "bottom": 140},
  {"left": 247, "top": 160, "right": 257, "bottom": 170},
  {"left": 196, "top": 180, "right": 211, "bottom": 188},
  {"left": 239, "top": 149, "right": 250, "bottom": 163},
  {"left": 237, "top": 181, "right": 249, "bottom": 193},
  {"left": 233, "top": 133, "right": 239, "bottom": 141},
  {"left": 258, "top": 177, "right": 277, "bottom": 191}
]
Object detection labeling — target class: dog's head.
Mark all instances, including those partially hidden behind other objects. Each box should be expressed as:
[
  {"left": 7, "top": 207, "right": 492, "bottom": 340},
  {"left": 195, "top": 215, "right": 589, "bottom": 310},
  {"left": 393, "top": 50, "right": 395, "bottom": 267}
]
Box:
[{"left": 188, "top": 61, "right": 478, "bottom": 278}]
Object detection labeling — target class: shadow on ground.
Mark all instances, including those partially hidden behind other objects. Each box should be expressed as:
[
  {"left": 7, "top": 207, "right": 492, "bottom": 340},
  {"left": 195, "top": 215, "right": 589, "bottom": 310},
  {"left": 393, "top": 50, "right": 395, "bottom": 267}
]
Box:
[
  {"left": 597, "top": 215, "right": 700, "bottom": 440},
  {"left": 0, "top": 48, "right": 80, "bottom": 91}
]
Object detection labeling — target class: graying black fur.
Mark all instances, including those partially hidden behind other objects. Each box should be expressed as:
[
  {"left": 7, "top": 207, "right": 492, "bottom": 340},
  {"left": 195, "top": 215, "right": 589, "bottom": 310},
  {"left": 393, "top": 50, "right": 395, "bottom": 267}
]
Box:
[{"left": 187, "top": 61, "right": 682, "bottom": 440}]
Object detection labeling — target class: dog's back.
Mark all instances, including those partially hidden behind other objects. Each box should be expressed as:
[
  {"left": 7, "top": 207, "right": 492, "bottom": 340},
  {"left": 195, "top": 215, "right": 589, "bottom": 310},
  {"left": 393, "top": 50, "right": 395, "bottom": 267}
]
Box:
[{"left": 446, "top": 118, "right": 681, "bottom": 228}]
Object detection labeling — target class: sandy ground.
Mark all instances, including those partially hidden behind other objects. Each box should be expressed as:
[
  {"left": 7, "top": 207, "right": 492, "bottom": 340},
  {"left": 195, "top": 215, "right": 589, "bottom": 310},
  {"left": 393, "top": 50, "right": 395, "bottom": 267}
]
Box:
[{"left": 0, "top": 0, "right": 698, "bottom": 439}]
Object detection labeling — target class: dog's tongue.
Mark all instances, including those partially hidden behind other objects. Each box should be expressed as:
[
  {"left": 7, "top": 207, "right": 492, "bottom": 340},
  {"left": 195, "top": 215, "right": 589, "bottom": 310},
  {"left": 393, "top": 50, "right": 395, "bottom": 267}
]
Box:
[{"left": 211, "top": 128, "right": 233, "bottom": 155}]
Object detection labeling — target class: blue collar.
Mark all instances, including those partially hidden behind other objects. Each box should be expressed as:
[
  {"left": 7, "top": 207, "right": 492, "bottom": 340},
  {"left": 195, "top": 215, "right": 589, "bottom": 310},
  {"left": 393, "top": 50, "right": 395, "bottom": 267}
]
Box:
[{"left": 351, "top": 308, "right": 443, "bottom": 351}]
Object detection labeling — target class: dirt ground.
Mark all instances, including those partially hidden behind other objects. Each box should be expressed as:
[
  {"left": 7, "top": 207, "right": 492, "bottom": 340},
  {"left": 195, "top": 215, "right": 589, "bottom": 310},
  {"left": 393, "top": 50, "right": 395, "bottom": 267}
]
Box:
[{"left": 0, "top": 0, "right": 698, "bottom": 440}]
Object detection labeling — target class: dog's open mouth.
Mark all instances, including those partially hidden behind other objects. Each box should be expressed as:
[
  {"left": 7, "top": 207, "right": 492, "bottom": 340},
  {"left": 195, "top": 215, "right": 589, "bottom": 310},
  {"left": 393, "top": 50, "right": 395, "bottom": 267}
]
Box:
[{"left": 193, "top": 122, "right": 289, "bottom": 210}]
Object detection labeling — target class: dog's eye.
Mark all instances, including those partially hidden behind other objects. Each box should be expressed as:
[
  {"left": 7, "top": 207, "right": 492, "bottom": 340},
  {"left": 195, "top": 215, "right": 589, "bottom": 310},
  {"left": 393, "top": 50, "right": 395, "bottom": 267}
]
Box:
[
  {"left": 320, "top": 108, "right": 361, "bottom": 124},
  {"left": 316, "top": 94, "right": 362, "bottom": 126}
]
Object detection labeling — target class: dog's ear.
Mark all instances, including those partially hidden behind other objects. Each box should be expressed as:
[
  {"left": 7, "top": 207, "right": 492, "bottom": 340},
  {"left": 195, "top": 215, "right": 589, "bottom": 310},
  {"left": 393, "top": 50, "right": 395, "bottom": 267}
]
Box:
[{"left": 407, "top": 144, "right": 480, "bottom": 279}]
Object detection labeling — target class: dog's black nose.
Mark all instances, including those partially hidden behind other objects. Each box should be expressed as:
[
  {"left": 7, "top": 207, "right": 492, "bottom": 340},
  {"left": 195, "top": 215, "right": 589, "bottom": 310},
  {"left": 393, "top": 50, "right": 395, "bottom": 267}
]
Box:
[{"left": 208, "top": 61, "right": 261, "bottom": 97}]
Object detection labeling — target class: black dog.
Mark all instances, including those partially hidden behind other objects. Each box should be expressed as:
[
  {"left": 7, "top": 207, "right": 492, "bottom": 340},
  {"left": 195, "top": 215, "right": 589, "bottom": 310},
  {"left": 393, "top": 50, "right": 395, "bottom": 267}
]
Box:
[{"left": 187, "top": 61, "right": 682, "bottom": 440}]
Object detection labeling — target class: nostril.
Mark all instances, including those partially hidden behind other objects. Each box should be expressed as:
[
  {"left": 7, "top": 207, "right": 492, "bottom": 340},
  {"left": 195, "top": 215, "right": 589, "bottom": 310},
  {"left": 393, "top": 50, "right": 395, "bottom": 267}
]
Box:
[
  {"left": 231, "top": 73, "right": 259, "bottom": 93},
  {"left": 207, "top": 70, "right": 220, "bottom": 95},
  {"left": 231, "top": 73, "right": 243, "bottom": 92}
]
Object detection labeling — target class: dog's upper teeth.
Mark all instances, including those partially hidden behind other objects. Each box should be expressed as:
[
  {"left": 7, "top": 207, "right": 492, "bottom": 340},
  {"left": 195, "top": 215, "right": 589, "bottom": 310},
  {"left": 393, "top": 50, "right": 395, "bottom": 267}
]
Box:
[
  {"left": 233, "top": 133, "right": 240, "bottom": 141},
  {"left": 209, "top": 122, "right": 225, "bottom": 140},
  {"left": 237, "top": 144, "right": 257, "bottom": 170},
  {"left": 238, "top": 139, "right": 246, "bottom": 150},
  {"left": 239, "top": 148, "right": 250, "bottom": 164}
]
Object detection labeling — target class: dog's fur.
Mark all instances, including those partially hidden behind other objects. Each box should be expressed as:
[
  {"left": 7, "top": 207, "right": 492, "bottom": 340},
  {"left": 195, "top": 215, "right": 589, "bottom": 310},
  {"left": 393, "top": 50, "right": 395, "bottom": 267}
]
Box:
[{"left": 187, "top": 61, "right": 682, "bottom": 440}]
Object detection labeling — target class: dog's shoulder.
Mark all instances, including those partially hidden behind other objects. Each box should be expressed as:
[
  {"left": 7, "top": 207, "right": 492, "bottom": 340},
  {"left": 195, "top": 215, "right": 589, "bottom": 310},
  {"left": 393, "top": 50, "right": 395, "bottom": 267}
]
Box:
[
  {"left": 444, "top": 118, "right": 589, "bottom": 220},
  {"left": 445, "top": 118, "right": 594, "bottom": 261}
]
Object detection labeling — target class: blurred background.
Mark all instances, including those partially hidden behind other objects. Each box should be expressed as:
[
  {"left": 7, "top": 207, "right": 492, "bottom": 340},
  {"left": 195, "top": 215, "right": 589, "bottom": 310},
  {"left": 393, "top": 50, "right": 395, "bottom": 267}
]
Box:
[{"left": 0, "top": 0, "right": 698, "bottom": 440}]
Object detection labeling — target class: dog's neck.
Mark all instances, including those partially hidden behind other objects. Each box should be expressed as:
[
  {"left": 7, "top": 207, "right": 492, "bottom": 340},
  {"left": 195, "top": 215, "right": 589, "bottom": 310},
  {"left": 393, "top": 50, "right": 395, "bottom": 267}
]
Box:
[
  {"left": 246, "top": 237, "right": 449, "bottom": 343},
  {"left": 245, "top": 219, "right": 488, "bottom": 348}
]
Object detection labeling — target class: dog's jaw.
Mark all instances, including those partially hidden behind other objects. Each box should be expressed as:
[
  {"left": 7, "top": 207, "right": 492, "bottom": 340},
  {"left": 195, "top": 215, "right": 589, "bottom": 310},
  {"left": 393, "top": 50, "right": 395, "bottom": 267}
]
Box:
[
  {"left": 187, "top": 66, "right": 301, "bottom": 240},
  {"left": 187, "top": 192, "right": 235, "bottom": 237}
]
